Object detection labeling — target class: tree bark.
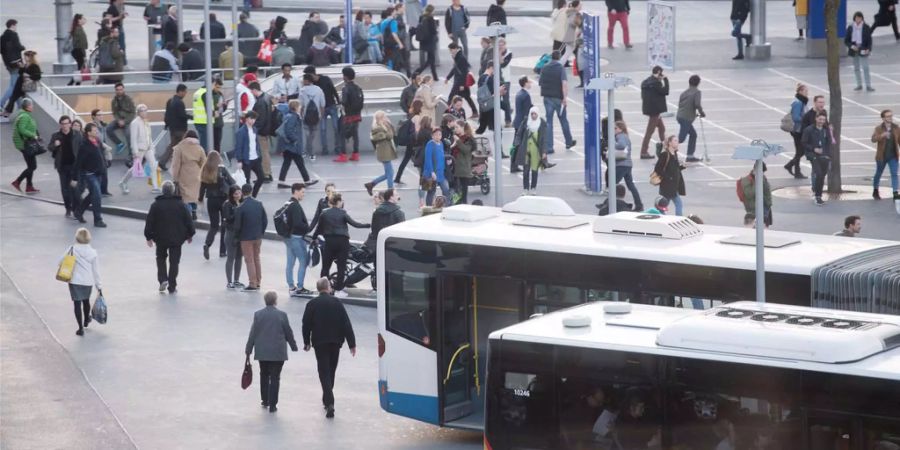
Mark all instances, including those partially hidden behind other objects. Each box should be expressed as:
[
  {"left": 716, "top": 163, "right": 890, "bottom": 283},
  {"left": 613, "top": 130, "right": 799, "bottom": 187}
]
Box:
[{"left": 825, "top": 0, "right": 843, "bottom": 193}]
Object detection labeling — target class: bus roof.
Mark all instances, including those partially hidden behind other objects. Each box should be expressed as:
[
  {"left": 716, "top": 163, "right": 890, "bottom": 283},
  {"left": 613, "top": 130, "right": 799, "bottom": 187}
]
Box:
[
  {"left": 380, "top": 205, "right": 896, "bottom": 275},
  {"left": 488, "top": 301, "right": 900, "bottom": 381}
]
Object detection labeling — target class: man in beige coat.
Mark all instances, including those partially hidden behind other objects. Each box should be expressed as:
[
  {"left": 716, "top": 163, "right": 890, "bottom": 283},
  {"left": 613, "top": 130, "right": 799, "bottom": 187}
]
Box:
[{"left": 171, "top": 130, "right": 207, "bottom": 218}]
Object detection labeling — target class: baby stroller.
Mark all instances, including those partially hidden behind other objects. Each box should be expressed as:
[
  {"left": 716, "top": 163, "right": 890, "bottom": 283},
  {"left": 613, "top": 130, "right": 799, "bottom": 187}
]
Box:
[{"left": 452, "top": 136, "right": 492, "bottom": 195}]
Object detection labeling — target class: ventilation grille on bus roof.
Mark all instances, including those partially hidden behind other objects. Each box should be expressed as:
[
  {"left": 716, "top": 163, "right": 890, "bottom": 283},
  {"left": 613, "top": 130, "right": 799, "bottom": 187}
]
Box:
[
  {"left": 810, "top": 244, "right": 900, "bottom": 315},
  {"left": 657, "top": 302, "right": 900, "bottom": 364},
  {"left": 593, "top": 212, "right": 702, "bottom": 240}
]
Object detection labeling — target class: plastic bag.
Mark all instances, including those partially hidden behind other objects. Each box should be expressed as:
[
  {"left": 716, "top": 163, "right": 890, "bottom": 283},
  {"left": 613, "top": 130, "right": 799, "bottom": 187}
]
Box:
[
  {"left": 91, "top": 293, "right": 108, "bottom": 324},
  {"left": 131, "top": 158, "right": 145, "bottom": 178},
  {"left": 232, "top": 169, "right": 247, "bottom": 187}
]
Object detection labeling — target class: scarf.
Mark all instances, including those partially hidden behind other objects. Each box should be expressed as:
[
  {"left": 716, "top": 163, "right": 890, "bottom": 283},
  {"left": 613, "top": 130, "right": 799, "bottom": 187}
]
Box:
[
  {"left": 851, "top": 22, "right": 863, "bottom": 45},
  {"left": 526, "top": 106, "right": 541, "bottom": 133}
]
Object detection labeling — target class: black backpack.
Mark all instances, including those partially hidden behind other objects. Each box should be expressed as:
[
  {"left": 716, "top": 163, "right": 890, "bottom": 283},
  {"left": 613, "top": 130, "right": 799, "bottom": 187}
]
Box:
[
  {"left": 303, "top": 99, "right": 320, "bottom": 126},
  {"left": 343, "top": 83, "right": 364, "bottom": 115},
  {"left": 97, "top": 41, "right": 116, "bottom": 71},
  {"left": 273, "top": 201, "right": 292, "bottom": 238}
]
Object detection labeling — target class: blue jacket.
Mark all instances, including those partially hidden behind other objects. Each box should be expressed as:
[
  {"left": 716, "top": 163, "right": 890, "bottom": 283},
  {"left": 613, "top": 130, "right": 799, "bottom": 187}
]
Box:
[
  {"left": 513, "top": 89, "right": 532, "bottom": 130},
  {"left": 790, "top": 96, "right": 807, "bottom": 133},
  {"left": 423, "top": 140, "right": 446, "bottom": 183},
  {"left": 233, "top": 124, "right": 261, "bottom": 164},
  {"left": 276, "top": 111, "right": 304, "bottom": 155},
  {"left": 234, "top": 197, "right": 268, "bottom": 241}
]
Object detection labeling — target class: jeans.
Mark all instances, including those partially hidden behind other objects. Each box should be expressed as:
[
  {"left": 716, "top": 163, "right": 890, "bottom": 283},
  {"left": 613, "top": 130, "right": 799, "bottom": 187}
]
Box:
[
  {"left": 205, "top": 196, "right": 226, "bottom": 255},
  {"left": 156, "top": 245, "right": 182, "bottom": 291},
  {"left": 195, "top": 123, "right": 208, "bottom": 152},
  {"left": 523, "top": 169, "right": 539, "bottom": 189},
  {"left": 450, "top": 29, "right": 468, "bottom": 58},
  {"left": 314, "top": 343, "right": 341, "bottom": 407},
  {"left": 58, "top": 166, "right": 78, "bottom": 213},
  {"left": 425, "top": 179, "right": 451, "bottom": 206},
  {"left": 242, "top": 158, "right": 264, "bottom": 197},
  {"left": 259, "top": 361, "right": 285, "bottom": 408},
  {"left": 368, "top": 40, "right": 382, "bottom": 63},
  {"left": 224, "top": 229, "right": 243, "bottom": 284},
  {"left": 370, "top": 161, "right": 395, "bottom": 189},
  {"left": 279, "top": 151, "right": 310, "bottom": 182},
  {"left": 543, "top": 97, "right": 574, "bottom": 152},
  {"left": 77, "top": 173, "right": 104, "bottom": 223},
  {"left": 607, "top": 11, "right": 631, "bottom": 46},
  {"left": 105, "top": 121, "right": 129, "bottom": 148},
  {"left": 0, "top": 69, "right": 19, "bottom": 108},
  {"left": 285, "top": 236, "right": 309, "bottom": 289},
  {"left": 641, "top": 114, "right": 666, "bottom": 155},
  {"left": 810, "top": 155, "right": 831, "bottom": 197},
  {"left": 852, "top": 54, "right": 871, "bottom": 89},
  {"left": 731, "top": 19, "right": 750, "bottom": 55},
  {"left": 320, "top": 105, "right": 341, "bottom": 154},
  {"left": 677, "top": 118, "right": 698, "bottom": 156},
  {"left": 666, "top": 194, "right": 684, "bottom": 216},
  {"left": 615, "top": 166, "right": 644, "bottom": 209},
  {"left": 874, "top": 158, "right": 899, "bottom": 192}
]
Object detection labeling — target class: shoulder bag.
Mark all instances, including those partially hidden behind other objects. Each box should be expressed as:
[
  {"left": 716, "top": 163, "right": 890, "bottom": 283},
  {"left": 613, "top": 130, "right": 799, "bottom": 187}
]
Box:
[
  {"left": 56, "top": 247, "right": 76, "bottom": 282},
  {"left": 649, "top": 153, "right": 670, "bottom": 186}
]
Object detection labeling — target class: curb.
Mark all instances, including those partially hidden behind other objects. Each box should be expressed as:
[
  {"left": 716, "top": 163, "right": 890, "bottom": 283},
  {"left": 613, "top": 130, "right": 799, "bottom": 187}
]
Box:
[{"left": 0, "top": 189, "right": 377, "bottom": 308}]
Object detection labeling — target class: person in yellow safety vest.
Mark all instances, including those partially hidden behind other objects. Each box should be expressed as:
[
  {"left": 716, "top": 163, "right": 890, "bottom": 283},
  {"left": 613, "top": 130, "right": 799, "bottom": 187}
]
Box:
[{"left": 193, "top": 86, "right": 210, "bottom": 151}]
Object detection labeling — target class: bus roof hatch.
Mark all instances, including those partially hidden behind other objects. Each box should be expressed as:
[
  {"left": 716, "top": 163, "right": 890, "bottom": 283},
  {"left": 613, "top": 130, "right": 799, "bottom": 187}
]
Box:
[
  {"left": 593, "top": 212, "right": 703, "bottom": 240},
  {"left": 656, "top": 302, "right": 900, "bottom": 363}
]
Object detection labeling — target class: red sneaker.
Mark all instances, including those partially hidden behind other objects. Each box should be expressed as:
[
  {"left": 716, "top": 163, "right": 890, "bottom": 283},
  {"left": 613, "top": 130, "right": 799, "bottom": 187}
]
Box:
[
  {"left": 349, "top": 153, "right": 360, "bottom": 162},
  {"left": 10, "top": 180, "right": 21, "bottom": 192},
  {"left": 333, "top": 154, "right": 349, "bottom": 163},
  {"left": 25, "top": 185, "right": 40, "bottom": 193}
]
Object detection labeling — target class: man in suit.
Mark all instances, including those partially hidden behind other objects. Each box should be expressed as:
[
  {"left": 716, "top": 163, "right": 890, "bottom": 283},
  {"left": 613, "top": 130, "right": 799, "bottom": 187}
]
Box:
[
  {"left": 302, "top": 277, "right": 356, "bottom": 418},
  {"left": 245, "top": 291, "right": 298, "bottom": 413},
  {"left": 234, "top": 183, "right": 268, "bottom": 291}
]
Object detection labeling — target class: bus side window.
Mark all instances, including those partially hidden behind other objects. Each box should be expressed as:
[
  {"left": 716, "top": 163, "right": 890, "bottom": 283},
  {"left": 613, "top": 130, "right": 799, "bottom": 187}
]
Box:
[{"left": 386, "top": 271, "right": 435, "bottom": 347}]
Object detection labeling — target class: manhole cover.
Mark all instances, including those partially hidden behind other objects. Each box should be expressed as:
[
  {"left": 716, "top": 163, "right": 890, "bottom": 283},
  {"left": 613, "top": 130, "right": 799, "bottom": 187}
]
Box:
[{"left": 772, "top": 185, "right": 888, "bottom": 201}]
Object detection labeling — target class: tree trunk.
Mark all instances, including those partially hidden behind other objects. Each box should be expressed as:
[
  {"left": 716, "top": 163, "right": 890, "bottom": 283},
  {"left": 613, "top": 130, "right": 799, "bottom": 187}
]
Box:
[{"left": 825, "top": 0, "right": 843, "bottom": 193}]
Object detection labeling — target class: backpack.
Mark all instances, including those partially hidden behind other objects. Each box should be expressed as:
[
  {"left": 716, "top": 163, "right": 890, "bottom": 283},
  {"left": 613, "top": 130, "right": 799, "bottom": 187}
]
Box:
[
  {"left": 736, "top": 177, "right": 747, "bottom": 203},
  {"left": 273, "top": 201, "right": 293, "bottom": 238},
  {"left": 303, "top": 99, "right": 320, "bottom": 126},
  {"left": 533, "top": 53, "right": 551, "bottom": 74},
  {"left": 780, "top": 112, "right": 794, "bottom": 133},
  {"left": 415, "top": 17, "right": 429, "bottom": 42},
  {"left": 98, "top": 41, "right": 116, "bottom": 71},
  {"left": 477, "top": 81, "right": 494, "bottom": 112},
  {"left": 343, "top": 82, "right": 364, "bottom": 115},
  {"left": 381, "top": 19, "right": 399, "bottom": 50},
  {"left": 395, "top": 119, "right": 413, "bottom": 146}
]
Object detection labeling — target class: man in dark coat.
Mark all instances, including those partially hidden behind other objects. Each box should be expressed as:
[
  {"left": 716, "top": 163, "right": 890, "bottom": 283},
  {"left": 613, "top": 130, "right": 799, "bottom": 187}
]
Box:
[
  {"left": 47, "top": 115, "right": 83, "bottom": 217},
  {"left": 161, "top": 5, "right": 180, "bottom": 48},
  {"left": 302, "top": 277, "right": 357, "bottom": 418},
  {"left": 299, "top": 12, "right": 329, "bottom": 62},
  {"left": 364, "top": 188, "right": 405, "bottom": 250},
  {"left": 200, "top": 13, "right": 227, "bottom": 39},
  {"left": 487, "top": 0, "right": 508, "bottom": 26},
  {"left": 444, "top": 43, "right": 478, "bottom": 118},
  {"left": 161, "top": 83, "right": 190, "bottom": 170},
  {"left": 639, "top": 65, "right": 669, "bottom": 159},
  {"left": 871, "top": 0, "right": 900, "bottom": 39},
  {"left": 234, "top": 183, "right": 268, "bottom": 290},
  {"left": 179, "top": 43, "right": 204, "bottom": 81},
  {"left": 245, "top": 291, "right": 298, "bottom": 413},
  {"left": 144, "top": 180, "right": 196, "bottom": 293},
  {"left": 1, "top": 19, "right": 25, "bottom": 113}
]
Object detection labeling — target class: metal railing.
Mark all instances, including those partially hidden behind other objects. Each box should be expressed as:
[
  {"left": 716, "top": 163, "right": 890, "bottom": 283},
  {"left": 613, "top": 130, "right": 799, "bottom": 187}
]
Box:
[{"left": 36, "top": 81, "right": 79, "bottom": 119}]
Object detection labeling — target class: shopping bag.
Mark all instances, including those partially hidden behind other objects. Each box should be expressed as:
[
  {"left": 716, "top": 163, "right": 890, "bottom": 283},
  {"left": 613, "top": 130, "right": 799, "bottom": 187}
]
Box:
[
  {"left": 241, "top": 356, "right": 253, "bottom": 389},
  {"left": 131, "top": 157, "right": 145, "bottom": 178},
  {"left": 257, "top": 39, "right": 274, "bottom": 64},
  {"left": 80, "top": 67, "right": 92, "bottom": 82},
  {"left": 232, "top": 169, "right": 247, "bottom": 187},
  {"left": 91, "top": 292, "right": 108, "bottom": 324},
  {"left": 56, "top": 247, "right": 76, "bottom": 282}
]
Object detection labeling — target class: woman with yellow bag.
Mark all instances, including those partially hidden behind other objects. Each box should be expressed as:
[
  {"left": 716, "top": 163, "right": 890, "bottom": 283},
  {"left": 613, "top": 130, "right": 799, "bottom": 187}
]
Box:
[{"left": 57, "top": 228, "right": 102, "bottom": 336}]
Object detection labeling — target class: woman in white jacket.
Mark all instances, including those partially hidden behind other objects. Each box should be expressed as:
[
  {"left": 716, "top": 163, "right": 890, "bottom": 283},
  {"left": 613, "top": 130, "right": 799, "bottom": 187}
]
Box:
[
  {"left": 61, "top": 228, "right": 102, "bottom": 336},
  {"left": 120, "top": 104, "right": 158, "bottom": 194}
]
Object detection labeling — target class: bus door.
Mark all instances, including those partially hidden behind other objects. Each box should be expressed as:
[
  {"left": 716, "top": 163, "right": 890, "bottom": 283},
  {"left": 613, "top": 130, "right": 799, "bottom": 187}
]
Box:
[{"left": 439, "top": 274, "right": 525, "bottom": 428}]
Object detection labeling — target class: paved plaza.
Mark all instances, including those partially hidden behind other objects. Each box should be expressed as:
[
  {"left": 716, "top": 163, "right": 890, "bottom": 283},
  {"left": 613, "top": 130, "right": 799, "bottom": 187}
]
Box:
[{"left": 1, "top": 0, "right": 899, "bottom": 448}]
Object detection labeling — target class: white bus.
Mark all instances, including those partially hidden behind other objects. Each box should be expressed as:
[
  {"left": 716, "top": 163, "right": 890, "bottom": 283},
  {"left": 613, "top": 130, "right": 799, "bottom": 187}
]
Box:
[
  {"left": 375, "top": 197, "right": 899, "bottom": 430},
  {"left": 484, "top": 301, "right": 900, "bottom": 450}
]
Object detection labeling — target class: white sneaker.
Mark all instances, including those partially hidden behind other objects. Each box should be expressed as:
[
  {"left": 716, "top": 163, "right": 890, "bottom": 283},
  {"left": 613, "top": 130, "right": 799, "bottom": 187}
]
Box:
[
  {"left": 119, "top": 181, "right": 130, "bottom": 195},
  {"left": 334, "top": 290, "right": 349, "bottom": 298}
]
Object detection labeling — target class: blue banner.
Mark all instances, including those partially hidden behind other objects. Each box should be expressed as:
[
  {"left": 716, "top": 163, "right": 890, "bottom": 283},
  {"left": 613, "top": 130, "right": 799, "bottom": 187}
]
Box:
[
  {"left": 583, "top": 14, "right": 602, "bottom": 193},
  {"left": 808, "top": 0, "right": 846, "bottom": 39}
]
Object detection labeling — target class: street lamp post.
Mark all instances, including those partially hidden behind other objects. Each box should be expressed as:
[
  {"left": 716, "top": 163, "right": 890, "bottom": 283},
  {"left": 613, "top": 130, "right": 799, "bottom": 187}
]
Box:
[
  {"left": 203, "top": 0, "right": 215, "bottom": 154},
  {"left": 231, "top": 0, "right": 241, "bottom": 137},
  {"left": 53, "top": 0, "right": 76, "bottom": 74},
  {"left": 473, "top": 23, "right": 516, "bottom": 207},
  {"left": 732, "top": 140, "right": 783, "bottom": 303},
  {"left": 586, "top": 74, "right": 632, "bottom": 214}
]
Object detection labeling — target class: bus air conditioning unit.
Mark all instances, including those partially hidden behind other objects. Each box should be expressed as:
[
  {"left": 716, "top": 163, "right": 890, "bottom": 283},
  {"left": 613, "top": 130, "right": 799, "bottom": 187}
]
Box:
[
  {"left": 656, "top": 302, "right": 900, "bottom": 364},
  {"left": 593, "top": 212, "right": 703, "bottom": 240}
]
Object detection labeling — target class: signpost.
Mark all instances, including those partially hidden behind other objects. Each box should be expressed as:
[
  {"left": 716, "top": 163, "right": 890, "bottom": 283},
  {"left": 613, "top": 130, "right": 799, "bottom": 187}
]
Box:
[
  {"left": 345, "top": 0, "right": 354, "bottom": 64},
  {"left": 582, "top": 14, "right": 602, "bottom": 193}
]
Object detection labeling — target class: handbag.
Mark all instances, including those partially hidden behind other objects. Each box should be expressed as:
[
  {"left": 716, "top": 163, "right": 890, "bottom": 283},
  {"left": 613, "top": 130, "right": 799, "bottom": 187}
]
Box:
[
  {"left": 420, "top": 176, "right": 435, "bottom": 191},
  {"left": 241, "top": 356, "right": 253, "bottom": 389},
  {"left": 465, "top": 72, "right": 475, "bottom": 88},
  {"left": 80, "top": 67, "right": 92, "bottom": 82},
  {"left": 649, "top": 153, "right": 670, "bottom": 186},
  {"left": 22, "top": 77, "right": 37, "bottom": 93},
  {"left": 23, "top": 138, "right": 47, "bottom": 157},
  {"left": 257, "top": 39, "right": 274, "bottom": 64},
  {"left": 56, "top": 247, "right": 76, "bottom": 282},
  {"left": 91, "top": 292, "right": 108, "bottom": 324}
]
